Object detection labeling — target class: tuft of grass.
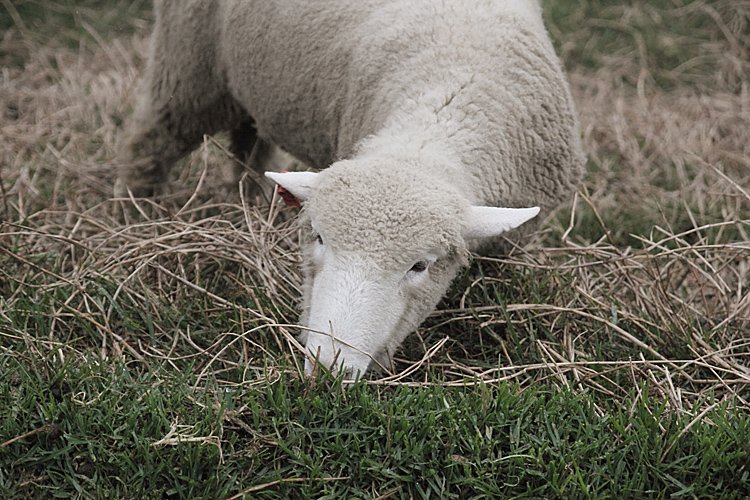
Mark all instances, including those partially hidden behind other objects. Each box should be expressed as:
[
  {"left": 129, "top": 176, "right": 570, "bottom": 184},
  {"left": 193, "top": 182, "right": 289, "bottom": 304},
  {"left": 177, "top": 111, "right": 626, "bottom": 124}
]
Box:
[{"left": 1, "top": 0, "right": 749, "bottom": 497}]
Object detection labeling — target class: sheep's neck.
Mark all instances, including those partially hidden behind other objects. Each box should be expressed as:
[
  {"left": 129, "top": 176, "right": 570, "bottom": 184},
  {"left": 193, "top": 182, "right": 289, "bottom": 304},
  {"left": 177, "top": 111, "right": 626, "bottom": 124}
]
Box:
[{"left": 354, "top": 92, "right": 481, "bottom": 202}]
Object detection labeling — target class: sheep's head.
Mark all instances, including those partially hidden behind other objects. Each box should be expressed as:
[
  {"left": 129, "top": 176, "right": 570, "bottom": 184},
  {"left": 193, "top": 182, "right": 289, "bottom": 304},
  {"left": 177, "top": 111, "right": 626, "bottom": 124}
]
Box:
[{"left": 266, "top": 161, "right": 538, "bottom": 379}]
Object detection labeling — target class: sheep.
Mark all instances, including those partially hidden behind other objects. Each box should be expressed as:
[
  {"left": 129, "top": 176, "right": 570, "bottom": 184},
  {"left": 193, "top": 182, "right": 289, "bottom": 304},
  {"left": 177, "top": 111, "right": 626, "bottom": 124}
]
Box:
[{"left": 117, "top": 0, "right": 585, "bottom": 378}]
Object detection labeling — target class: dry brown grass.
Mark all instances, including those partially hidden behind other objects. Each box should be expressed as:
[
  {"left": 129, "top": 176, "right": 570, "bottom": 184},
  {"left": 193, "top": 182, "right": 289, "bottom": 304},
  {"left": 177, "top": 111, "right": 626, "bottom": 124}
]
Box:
[{"left": 1, "top": 1, "right": 748, "bottom": 415}]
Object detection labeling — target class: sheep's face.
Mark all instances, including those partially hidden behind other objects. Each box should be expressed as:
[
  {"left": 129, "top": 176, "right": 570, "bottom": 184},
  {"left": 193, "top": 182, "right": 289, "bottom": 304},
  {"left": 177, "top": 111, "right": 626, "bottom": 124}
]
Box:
[{"left": 266, "top": 162, "right": 538, "bottom": 379}]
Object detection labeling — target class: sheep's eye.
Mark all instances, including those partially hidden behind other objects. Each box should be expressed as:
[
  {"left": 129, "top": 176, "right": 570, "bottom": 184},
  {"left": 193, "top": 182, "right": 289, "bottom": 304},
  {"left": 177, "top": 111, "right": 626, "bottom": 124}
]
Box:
[
  {"left": 410, "top": 260, "right": 428, "bottom": 273},
  {"left": 315, "top": 234, "right": 323, "bottom": 245}
]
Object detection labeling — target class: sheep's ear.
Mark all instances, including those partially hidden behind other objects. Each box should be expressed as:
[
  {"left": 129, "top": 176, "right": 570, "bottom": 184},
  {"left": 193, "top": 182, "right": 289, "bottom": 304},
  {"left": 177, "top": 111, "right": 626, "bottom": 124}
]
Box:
[
  {"left": 265, "top": 171, "right": 319, "bottom": 201},
  {"left": 462, "top": 206, "right": 540, "bottom": 240}
]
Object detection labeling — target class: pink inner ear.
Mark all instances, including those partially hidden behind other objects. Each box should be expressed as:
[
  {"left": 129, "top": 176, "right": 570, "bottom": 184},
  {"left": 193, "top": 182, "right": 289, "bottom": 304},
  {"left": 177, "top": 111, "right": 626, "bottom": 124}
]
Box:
[
  {"left": 274, "top": 170, "right": 301, "bottom": 207},
  {"left": 277, "top": 186, "right": 301, "bottom": 207}
]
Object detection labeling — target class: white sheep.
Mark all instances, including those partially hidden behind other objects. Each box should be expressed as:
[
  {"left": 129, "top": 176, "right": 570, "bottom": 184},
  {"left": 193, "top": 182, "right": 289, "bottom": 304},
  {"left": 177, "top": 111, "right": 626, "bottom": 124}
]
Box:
[{"left": 118, "top": 0, "right": 585, "bottom": 378}]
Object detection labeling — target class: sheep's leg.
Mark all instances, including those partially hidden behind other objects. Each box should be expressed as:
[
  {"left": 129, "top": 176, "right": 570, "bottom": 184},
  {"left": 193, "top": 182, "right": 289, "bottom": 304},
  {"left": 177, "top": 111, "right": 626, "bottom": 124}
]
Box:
[
  {"left": 116, "top": 90, "right": 248, "bottom": 197},
  {"left": 116, "top": 0, "right": 244, "bottom": 198},
  {"left": 115, "top": 111, "right": 192, "bottom": 197}
]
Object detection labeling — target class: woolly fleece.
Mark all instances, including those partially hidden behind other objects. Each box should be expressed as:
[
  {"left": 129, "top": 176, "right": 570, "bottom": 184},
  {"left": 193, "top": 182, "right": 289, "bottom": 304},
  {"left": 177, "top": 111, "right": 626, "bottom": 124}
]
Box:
[{"left": 118, "top": 0, "right": 585, "bottom": 375}]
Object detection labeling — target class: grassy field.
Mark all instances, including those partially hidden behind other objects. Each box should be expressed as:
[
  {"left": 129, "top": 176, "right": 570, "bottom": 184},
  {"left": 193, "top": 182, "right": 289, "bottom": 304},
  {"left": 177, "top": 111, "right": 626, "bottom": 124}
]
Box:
[{"left": 1, "top": 0, "right": 749, "bottom": 497}]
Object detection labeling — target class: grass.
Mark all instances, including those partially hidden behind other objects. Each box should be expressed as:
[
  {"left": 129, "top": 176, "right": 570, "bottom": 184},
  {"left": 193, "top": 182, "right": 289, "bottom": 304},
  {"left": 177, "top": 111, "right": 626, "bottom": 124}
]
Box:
[
  {"left": 545, "top": 0, "right": 750, "bottom": 91},
  {"left": 3, "top": 358, "right": 749, "bottom": 498},
  {"left": 1, "top": 0, "right": 749, "bottom": 497}
]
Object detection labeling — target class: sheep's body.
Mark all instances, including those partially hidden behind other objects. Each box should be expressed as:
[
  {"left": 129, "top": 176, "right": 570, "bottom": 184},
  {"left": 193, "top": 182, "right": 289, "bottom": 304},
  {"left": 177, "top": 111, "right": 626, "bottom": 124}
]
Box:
[{"left": 119, "top": 0, "right": 584, "bottom": 377}]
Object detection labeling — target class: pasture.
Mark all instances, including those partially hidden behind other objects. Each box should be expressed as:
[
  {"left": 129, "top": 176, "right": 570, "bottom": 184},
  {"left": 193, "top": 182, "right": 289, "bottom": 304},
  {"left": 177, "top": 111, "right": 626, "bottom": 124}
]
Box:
[{"left": 1, "top": 0, "right": 749, "bottom": 497}]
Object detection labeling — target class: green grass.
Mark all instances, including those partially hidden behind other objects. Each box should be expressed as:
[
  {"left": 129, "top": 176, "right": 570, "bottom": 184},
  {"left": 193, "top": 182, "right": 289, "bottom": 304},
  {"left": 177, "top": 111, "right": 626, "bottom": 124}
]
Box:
[
  {"left": 2, "top": 248, "right": 747, "bottom": 496},
  {"left": 544, "top": 0, "right": 750, "bottom": 91},
  {"left": 1, "top": 0, "right": 749, "bottom": 497},
  {"left": 2, "top": 355, "right": 748, "bottom": 498},
  {"left": 0, "top": 0, "right": 151, "bottom": 45}
]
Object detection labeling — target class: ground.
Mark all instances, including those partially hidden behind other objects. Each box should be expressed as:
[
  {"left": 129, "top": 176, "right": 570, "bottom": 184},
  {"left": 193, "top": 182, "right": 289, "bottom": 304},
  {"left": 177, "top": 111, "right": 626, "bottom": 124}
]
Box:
[{"left": 1, "top": 0, "right": 749, "bottom": 497}]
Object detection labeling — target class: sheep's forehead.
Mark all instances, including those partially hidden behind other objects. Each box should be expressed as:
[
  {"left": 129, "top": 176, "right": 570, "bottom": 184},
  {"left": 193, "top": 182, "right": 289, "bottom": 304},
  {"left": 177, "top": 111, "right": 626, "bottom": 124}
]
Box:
[{"left": 307, "top": 166, "right": 463, "bottom": 260}]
